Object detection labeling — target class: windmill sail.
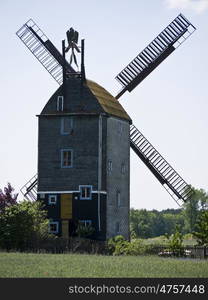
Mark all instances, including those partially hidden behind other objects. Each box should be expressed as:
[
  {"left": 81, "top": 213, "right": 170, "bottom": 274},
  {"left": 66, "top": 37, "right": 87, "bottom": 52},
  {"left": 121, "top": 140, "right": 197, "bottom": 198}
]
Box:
[
  {"left": 115, "top": 14, "right": 196, "bottom": 99},
  {"left": 130, "top": 124, "right": 193, "bottom": 206},
  {"left": 16, "top": 19, "right": 77, "bottom": 85},
  {"left": 20, "top": 174, "right": 38, "bottom": 201}
]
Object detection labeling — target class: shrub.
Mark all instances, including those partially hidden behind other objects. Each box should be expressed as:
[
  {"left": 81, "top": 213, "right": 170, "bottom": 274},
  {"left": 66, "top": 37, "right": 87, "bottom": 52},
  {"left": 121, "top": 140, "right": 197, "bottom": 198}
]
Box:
[
  {"left": 76, "top": 224, "right": 95, "bottom": 238},
  {"left": 107, "top": 236, "right": 150, "bottom": 256},
  {"left": 165, "top": 226, "right": 184, "bottom": 256},
  {"left": 0, "top": 200, "right": 50, "bottom": 251}
]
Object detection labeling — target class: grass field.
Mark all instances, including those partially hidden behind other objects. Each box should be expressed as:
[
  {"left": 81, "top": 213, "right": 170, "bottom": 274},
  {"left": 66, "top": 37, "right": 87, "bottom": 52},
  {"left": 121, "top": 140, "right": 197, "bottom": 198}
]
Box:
[
  {"left": 0, "top": 252, "right": 207, "bottom": 278},
  {"left": 143, "top": 235, "right": 197, "bottom": 246}
]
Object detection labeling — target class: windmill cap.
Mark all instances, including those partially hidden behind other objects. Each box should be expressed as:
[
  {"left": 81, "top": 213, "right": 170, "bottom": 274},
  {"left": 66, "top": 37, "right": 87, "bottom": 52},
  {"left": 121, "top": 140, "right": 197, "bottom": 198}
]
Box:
[{"left": 38, "top": 77, "right": 132, "bottom": 122}]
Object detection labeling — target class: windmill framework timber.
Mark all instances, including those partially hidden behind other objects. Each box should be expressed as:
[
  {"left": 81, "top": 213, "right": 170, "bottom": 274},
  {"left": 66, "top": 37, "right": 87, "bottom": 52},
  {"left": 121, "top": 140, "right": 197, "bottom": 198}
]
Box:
[{"left": 17, "top": 14, "right": 196, "bottom": 240}]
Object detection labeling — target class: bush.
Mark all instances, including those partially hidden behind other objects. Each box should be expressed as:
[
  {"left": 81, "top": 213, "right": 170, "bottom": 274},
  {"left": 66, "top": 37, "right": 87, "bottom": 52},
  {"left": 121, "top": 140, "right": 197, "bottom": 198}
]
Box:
[
  {"left": 165, "top": 226, "right": 184, "bottom": 256},
  {"left": 0, "top": 200, "right": 50, "bottom": 251},
  {"left": 76, "top": 224, "right": 95, "bottom": 238},
  {"left": 107, "top": 235, "right": 126, "bottom": 255},
  {"left": 107, "top": 235, "right": 152, "bottom": 256}
]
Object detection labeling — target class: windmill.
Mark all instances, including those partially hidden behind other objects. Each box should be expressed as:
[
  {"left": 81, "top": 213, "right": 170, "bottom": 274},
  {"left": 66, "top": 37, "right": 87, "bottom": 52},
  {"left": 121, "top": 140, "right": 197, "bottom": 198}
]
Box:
[{"left": 16, "top": 14, "right": 196, "bottom": 239}]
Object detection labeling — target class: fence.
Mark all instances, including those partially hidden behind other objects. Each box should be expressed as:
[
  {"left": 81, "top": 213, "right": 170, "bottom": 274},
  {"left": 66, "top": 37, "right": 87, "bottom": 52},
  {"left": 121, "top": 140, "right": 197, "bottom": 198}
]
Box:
[
  {"left": 1, "top": 238, "right": 207, "bottom": 258},
  {"left": 0, "top": 237, "right": 107, "bottom": 255},
  {"left": 155, "top": 245, "right": 208, "bottom": 259}
]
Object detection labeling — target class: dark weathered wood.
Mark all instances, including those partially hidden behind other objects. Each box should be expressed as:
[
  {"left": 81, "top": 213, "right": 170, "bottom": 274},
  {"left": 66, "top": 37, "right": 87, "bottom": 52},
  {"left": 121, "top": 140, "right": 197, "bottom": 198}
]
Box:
[{"left": 37, "top": 78, "right": 130, "bottom": 240}]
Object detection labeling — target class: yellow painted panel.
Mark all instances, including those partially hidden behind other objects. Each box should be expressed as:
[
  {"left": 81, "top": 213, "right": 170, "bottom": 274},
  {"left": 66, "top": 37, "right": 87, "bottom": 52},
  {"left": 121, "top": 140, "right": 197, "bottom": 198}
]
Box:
[
  {"left": 62, "top": 220, "right": 69, "bottom": 238},
  {"left": 61, "top": 194, "right": 72, "bottom": 219}
]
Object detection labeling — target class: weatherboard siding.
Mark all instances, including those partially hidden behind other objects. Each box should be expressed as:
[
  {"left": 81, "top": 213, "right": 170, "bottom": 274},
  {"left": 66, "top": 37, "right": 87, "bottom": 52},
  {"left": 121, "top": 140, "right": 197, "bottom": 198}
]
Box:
[
  {"left": 37, "top": 77, "right": 130, "bottom": 240},
  {"left": 38, "top": 115, "right": 100, "bottom": 192},
  {"left": 106, "top": 117, "right": 130, "bottom": 240}
]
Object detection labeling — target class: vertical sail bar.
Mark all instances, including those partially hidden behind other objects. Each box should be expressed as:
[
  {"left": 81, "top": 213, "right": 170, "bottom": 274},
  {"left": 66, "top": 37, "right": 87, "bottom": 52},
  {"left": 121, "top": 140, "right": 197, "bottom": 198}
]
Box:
[{"left": 115, "top": 14, "right": 196, "bottom": 99}]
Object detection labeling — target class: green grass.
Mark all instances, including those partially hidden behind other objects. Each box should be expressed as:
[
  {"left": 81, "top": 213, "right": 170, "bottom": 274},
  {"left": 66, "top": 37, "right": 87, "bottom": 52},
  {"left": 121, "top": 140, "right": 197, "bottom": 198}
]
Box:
[
  {"left": 143, "top": 235, "right": 197, "bottom": 246},
  {"left": 0, "top": 252, "right": 207, "bottom": 278}
]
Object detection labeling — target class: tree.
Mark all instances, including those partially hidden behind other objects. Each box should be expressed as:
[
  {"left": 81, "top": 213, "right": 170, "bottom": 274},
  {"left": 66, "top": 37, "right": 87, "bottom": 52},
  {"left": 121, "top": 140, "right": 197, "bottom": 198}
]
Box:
[
  {"left": 183, "top": 187, "right": 208, "bottom": 232},
  {"left": 130, "top": 208, "right": 185, "bottom": 238},
  {"left": 129, "top": 188, "right": 208, "bottom": 239},
  {"left": 193, "top": 211, "right": 208, "bottom": 246},
  {"left": 165, "top": 225, "right": 184, "bottom": 256},
  {"left": 151, "top": 210, "right": 165, "bottom": 237},
  {"left": 130, "top": 209, "right": 154, "bottom": 238},
  {"left": 0, "top": 183, "right": 18, "bottom": 212},
  {"left": 0, "top": 200, "right": 49, "bottom": 250}
]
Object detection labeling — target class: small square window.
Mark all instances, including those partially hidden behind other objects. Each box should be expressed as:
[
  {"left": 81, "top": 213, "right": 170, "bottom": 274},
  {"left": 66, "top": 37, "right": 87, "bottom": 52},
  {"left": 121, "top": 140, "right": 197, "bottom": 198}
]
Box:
[
  {"left": 61, "top": 117, "right": 73, "bottom": 135},
  {"left": 79, "top": 185, "right": 92, "bottom": 200},
  {"left": 49, "top": 221, "right": 59, "bottom": 234},
  {"left": 57, "top": 96, "right": 64, "bottom": 111},
  {"left": 48, "top": 195, "right": 57, "bottom": 205},
  {"left": 61, "top": 149, "right": 73, "bottom": 168}
]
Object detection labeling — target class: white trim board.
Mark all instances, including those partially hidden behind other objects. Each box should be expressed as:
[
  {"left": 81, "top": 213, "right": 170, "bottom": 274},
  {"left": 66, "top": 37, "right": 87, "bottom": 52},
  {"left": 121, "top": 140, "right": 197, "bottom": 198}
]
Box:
[{"left": 37, "top": 191, "right": 107, "bottom": 194}]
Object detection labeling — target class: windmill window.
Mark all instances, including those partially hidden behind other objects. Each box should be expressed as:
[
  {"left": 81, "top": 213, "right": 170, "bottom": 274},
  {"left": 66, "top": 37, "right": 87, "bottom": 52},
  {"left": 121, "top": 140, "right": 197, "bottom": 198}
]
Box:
[
  {"left": 39, "top": 193, "right": 45, "bottom": 199},
  {"left": 116, "top": 191, "right": 121, "bottom": 207},
  {"left": 79, "top": 185, "right": 92, "bottom": 200},
  {"left": 115, "top": 221, "right": 120, "bottom": 235},
  {"left": 61, "top": 117, "right": 73, "bottom": 135},
  {"left": 61, "top": 149, "right": 73, "bottom": 168},
  {"left": 79, "top": 220, "right": 92, "bottom": 227},
  {"left": 49, "top": 221, "right": 59, "bottom": 234},
  {"left": 118, "top": 122, "right": 123, "bottom": 135},
  {"left": 57, "top": 96, "right": 64, "bottom": 111},
  {"left": 121, "top": 163, "right": 126, "bottom": 174},
  {"left": 108, "top": 160, "right": 113, "bottom": 172},
  {"left": 48, "top": 195, "right": 57, "bottom": 205}
]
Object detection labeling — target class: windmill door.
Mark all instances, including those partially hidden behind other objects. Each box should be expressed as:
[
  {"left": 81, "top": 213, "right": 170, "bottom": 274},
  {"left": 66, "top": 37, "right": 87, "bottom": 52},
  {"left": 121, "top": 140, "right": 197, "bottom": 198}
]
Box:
[{"left": 61, "top": 194, "right": 72, "bottom": 238}]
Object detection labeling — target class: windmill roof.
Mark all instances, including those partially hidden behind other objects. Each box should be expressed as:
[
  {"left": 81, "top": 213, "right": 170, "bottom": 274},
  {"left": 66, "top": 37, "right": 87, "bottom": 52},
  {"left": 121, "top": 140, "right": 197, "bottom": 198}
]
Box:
[
  {"left": 86, "top": 80, "right": 131, "bottom": 121},
  {"left": 39, "top": 78, "right": 131, "bottom": 122}
]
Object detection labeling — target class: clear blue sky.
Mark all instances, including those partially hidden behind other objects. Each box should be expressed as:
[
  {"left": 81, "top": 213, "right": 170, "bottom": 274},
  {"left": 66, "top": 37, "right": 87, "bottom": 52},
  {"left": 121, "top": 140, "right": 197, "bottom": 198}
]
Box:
[{"left": 0, "top": 0, "right": 207, "bottom": 210}]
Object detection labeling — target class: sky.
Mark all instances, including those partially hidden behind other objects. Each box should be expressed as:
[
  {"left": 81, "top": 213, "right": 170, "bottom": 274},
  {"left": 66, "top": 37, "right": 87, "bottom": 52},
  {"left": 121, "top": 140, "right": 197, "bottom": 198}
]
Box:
[{"left": 0, "top": 0, "right": 207, "bottom": 211}]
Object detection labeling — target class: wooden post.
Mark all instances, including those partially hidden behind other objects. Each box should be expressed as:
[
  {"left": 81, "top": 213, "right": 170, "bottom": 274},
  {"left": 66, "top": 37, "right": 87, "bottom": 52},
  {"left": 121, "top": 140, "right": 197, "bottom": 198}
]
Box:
[
  {"left": 81, "top": 39, "right": 86, "bottom": 83},
  {"left": 62, "top": 39, "right": 66, "bottom": 109}
]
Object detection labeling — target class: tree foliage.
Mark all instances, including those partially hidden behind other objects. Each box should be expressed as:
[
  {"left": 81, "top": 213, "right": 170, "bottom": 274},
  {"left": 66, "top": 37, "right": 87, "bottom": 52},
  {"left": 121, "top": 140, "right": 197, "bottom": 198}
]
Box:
[
  {"left": 193, "top": 211, "right": 208, "bottom": 246},
  {"left": 165, "top": 225, "right": 184, "bottom": 256},
  {"left": 0, "top": 183, "right": 18, "bottom": 212},
  {"left": 0, "top": 200, "right": 49, "bottom": 251},
  {"left": 130, "top": 208, "right": 185, "bottom": 238},
  {"left": 182, "top": 187, "right": 208, "bottom": 232},
  {"left": 130, "top": 187, "right": 208, "bottom": 239}
]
